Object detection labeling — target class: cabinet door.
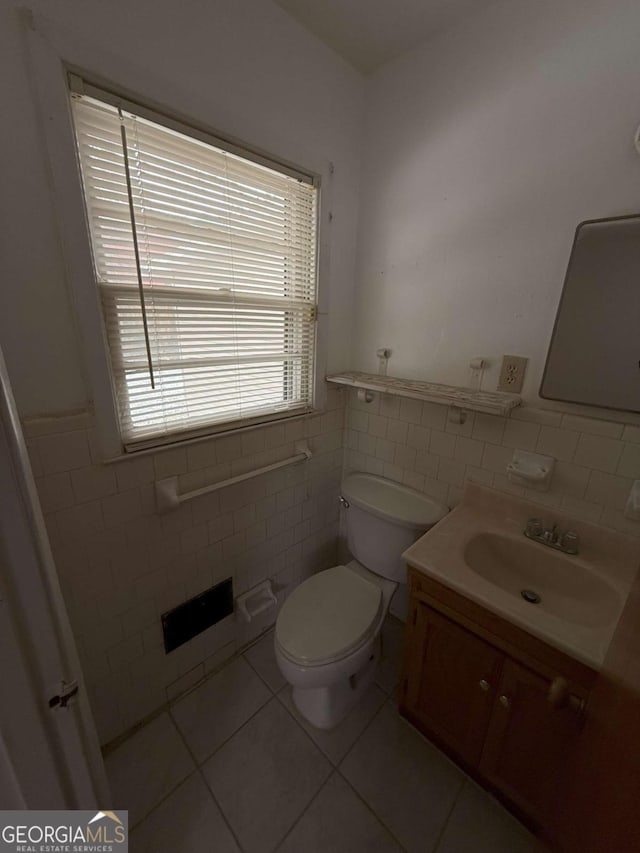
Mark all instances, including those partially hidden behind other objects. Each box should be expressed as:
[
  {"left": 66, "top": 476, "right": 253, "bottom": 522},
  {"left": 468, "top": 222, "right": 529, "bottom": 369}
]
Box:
[
  {"left": 479, "top": 658, "right": 584, "bottom": 825},
  {"left": 403, "top": 602, "right": 503, "bottom": 767}
]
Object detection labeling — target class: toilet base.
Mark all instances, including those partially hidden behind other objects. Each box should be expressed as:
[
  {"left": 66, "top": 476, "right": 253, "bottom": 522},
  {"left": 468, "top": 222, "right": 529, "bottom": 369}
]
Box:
[{"left": 291, "top": 638, "right": 379, "bottom": 730}]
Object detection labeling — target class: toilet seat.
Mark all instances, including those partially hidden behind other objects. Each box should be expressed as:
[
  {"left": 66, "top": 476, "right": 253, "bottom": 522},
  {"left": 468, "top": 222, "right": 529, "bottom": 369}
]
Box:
[{"left": 276, "top": 565, "right": 382, "bottom": 667}]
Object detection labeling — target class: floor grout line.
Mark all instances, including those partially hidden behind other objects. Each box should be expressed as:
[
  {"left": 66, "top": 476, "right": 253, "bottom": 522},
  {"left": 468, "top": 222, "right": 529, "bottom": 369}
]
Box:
[
  {"left": 335, "top": 698, "right": 411, "bottom": 853},
  {"left": 166, "top": 707, "right": 246, "bottom": 853},
  {"left": 336, "top": 770, "right": 409, "bottom": 853},
  {"left": 117, "top": 617, "right": 465, "bottom": 852},
  {"left": 430, "top": 776, "right": 467, "bottom": 853},
  {"left": 271, "top": 770, "right": 336, "bottom": 852},
  {"left": 171, "top": 686, "right": 274, "bottom": 771},
  {"left": 115, "top": 712, "right": 197, "bottom": 830}
]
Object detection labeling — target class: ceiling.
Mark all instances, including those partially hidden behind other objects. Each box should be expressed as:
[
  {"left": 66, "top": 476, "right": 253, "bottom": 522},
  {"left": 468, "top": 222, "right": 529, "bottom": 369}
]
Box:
[{"left": 274, "top": 0, "right": 495, "bottom": 74}]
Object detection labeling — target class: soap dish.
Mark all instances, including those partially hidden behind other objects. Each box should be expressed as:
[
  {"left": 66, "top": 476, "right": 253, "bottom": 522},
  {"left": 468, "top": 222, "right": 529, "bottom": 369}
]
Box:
[{"left": 506, "top": 449, "right": 555, "bottom": 492}]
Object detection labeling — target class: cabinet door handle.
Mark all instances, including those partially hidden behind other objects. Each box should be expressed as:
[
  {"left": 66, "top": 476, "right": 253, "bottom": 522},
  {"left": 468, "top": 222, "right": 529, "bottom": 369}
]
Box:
[
  {"left": 547, "top": 676, "right": 569, "bottom": 707},
  {"left": 479, "top": 679, "right": 490, "bottom": 692},
  {"left": 547, "top": 676, "right": 586, "bottom": 715},
  {"left": 499, "top": 694, "right": 511, "bottom": 710}
]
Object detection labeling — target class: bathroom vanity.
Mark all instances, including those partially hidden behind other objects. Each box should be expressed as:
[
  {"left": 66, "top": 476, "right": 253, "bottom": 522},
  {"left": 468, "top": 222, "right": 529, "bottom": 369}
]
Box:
[{"left": 399, "top": 485, "right": 639, "bottom": 835}]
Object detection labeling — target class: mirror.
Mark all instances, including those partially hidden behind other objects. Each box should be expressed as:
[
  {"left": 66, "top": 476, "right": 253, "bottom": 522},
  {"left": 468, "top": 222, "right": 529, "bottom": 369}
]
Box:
[{"left": 540, "top": 214, "right": 640, "bottom": 413}]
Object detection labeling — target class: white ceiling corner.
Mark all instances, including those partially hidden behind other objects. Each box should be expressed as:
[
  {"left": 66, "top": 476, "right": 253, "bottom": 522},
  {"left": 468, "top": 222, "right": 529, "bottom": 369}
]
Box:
[{"left": 274, "top": 0, "right": 495, "bottom": 74}]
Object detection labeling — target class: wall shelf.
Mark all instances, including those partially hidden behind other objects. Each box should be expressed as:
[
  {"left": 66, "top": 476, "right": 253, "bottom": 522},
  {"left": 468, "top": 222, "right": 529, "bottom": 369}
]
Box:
[{"left": 326, "top": 371, "right": 521, "bottom": 418}]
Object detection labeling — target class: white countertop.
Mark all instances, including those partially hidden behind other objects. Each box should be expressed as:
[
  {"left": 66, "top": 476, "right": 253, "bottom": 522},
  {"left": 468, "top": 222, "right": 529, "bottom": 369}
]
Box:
[{"left": 403, "top": 484, "right": 640, "bottom": 669}]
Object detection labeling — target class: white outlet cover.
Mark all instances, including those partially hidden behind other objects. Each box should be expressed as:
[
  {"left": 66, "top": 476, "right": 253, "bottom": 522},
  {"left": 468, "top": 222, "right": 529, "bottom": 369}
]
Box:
[{"left": 497, "top": 355, "right": 528, "bottom": 394}]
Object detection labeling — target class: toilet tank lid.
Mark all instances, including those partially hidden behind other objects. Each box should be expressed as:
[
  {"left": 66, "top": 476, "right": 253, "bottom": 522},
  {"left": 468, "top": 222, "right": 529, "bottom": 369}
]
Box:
[{"left": 341, "top": 473, "right": 449, "bottom": 529}]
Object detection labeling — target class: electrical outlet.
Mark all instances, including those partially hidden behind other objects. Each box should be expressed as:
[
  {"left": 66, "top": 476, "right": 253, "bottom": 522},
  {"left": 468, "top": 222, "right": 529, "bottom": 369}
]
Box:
[{"left": 498, "top": 355, "right": 528, "bottom": 393}]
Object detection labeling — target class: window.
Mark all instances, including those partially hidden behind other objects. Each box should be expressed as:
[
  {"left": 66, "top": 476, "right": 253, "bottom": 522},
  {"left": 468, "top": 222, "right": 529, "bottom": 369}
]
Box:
[{"left": 70, "top": 81, "right": 318, "bottom": 450}]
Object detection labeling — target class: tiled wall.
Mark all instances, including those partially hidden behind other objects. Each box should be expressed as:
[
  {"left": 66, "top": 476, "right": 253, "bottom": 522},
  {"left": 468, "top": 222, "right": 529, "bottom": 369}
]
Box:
[
  {"left": 24, "top": 390, "right": 344, "bottom": 744},
  {"left": 24, "top": 383, "right": 640, "bottom": 744},
  {"left": 343, "top": 389, "right": 640, "bottom": 537}
]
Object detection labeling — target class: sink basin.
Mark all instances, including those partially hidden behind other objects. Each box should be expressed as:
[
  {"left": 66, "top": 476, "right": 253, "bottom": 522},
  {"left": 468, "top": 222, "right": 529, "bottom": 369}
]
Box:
[{"left": 463, "top": 532, "right": 621, "bottom": 629}]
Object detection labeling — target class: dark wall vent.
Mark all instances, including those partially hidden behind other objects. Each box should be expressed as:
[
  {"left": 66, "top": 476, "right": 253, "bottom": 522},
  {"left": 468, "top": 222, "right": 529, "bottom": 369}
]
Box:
[{"left": 161, "top": 577, "right": 233, "bottom": 653}]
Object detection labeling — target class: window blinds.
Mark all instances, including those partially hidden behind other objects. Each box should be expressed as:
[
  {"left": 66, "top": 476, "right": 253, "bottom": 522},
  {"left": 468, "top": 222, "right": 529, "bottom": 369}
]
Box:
[{"left": 70, "top": 91, "right": 318, "bottom": 448}]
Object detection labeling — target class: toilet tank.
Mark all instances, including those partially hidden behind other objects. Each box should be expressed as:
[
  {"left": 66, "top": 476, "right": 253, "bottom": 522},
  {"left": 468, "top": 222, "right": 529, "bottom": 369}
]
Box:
[{"left": 340, "top": 473, "right": 449, "bottom": 582}]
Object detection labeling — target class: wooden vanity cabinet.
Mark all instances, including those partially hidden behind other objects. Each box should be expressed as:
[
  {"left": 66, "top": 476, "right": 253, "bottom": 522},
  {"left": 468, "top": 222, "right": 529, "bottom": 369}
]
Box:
[
  {"left": 405, "top": 602, "right": 503, "bottom": 767},
  {"left": 400, "top": 569, "right": 596, "bottom": 833},
  {"left": 479, "top": 658, "right": 587, "bottom": 825}
]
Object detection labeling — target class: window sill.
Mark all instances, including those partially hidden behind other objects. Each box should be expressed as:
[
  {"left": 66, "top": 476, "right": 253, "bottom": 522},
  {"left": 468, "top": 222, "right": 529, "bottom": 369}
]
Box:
[{"left": 102, "top": 407, "right": 323, "bottom": 464}]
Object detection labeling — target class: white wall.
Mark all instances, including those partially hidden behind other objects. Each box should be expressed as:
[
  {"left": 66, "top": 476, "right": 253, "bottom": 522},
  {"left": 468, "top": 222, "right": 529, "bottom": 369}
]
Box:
[
  {"left": 353, "top": 0, "right": 640, "bottom": 403},
  {"left": 0, "top": 0, "right": 363, "bottom": 416},
  {"left": 0, "top": 0, "right": 363, "bottom": 743}
]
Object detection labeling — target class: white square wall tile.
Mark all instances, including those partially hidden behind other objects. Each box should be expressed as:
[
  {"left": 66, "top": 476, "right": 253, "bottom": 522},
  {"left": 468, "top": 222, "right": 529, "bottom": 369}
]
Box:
[
  {"left": 383, "top": 462, "right": 403, "bottom": 482},
  {"left": 561, "top": 414, "right": 623, "bottom": 439},
  {"left": 421, "top": 402, "right": 447, "bottom": 431},
  {"left": 502, "top": 419, "right": 540, "bottom": 451},
  {"left": 406, "top": 423, "right": 431, "bottom": 451},
  {"left": 171, "top": 656, "right": 271, "bottom": 763},
  {"left": 115, "top": 456, "right": 156, "bottom": 492},
  {"left": 394, "top": 444, "right": 417, "bottom": 470},
  {"left": 573, "top": 434, "right": 623, "bottom": 473},
  {"left": 472, "top": 414, "right": 506, "bottom": 445},
  {"left": 380, "top": 395, "right": 401, "bottom": 419},
  {"left": 154, "top": 447, "right": 188, "bottom": 479},
  {"left": 511, "top": 407, "right": 562, "bottom": 427},
  {"left": 358, "top": 431, "right": 378, "bottom": 456},
  {"left": 36, "top": 472, "right": 75, "bottom": 513},
  {"left": 105, "top": 712, "right": 196, "bottom": 827},
  {"left": 430, "top": 430, "right": 456, "bottom": 459},
  {"left": 387, "top": 419, "right": 408, "bottom": 444},
  {"left": 585, "top": 470, "right": 633, "bottom": 510},
  {"left": 415, "top": 451, "right": 439, "bottom": 479},
  {"left": 536, "top": 426, "right": 579, "bottom": 462},
  {"left": 454, "top": 436, "right": 483, "bottom": 466},
  {"left": 481, "top": 444, "right": 513, "bottom": 474},
  {"left": 399, "top": 397, "right": 423, "bottom": 424},
  {"left": 422, "top": 477, "right": 449, "bottom": 502},
  {"left": 71, "top": 465, "right": 117, "bottom": 503},
  {"left": 437, "top": 458, "right": 466, "bottom": 487},
  {"left": 465, "top": 466, "right": 493, "bottom": 487},
  {"left": 369, "top": 415, "right": 388, "bottom": 439},
  {"left": 560, "top": 495, "right": 603, "bottom": 522},
  {"left": 203, "top": 698, "right": 331, "bottom": 853},
  {"left": 402, "top": 469, "right": 425, "bottom": 492},
  {"left": 374, "top": 437, "right": 394, "bottom": 463},
  {"left": 102, "top": 489, "right": 142, "bottom": 528},
  {"left": 55, "top": 501, "right": 104, "bottom": 542},
  {"left": 130, "top": 773, "right": 240, "bottom": 853},
  {"left": 550, "top": 461, "right": 590, "bottom": 499},
  {"left": 38, "top": 431, "right": 91, "bottom": 474},
  {"left": 348, "top": 409, "right": 369, "bottom": 432}
]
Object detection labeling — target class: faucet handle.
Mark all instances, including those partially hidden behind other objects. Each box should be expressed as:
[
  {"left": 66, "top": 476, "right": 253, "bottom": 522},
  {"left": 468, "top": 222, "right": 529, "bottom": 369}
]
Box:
[
  {"left": 560, "top": 530, "right": 579, "bottom": 554},
  {"left": 525, "top": 517, "right": 543, "bottom": 537}
]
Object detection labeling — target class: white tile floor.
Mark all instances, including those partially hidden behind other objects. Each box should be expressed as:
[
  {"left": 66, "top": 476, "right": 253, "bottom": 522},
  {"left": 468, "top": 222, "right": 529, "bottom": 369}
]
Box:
[{"left": 106, "top": 617, "right": 537, "bottom": 853}]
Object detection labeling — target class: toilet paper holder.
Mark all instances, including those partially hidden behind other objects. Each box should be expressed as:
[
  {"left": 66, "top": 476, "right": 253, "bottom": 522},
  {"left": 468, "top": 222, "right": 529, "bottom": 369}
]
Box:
[{"left": 236, "top": 580, "right": 277, "bottom": 622}]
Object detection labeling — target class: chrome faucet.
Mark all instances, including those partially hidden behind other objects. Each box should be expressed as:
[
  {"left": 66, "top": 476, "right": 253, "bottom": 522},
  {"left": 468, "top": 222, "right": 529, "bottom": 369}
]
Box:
[{"left": 524, "top": 518, "right": 579, "bottom": 555}]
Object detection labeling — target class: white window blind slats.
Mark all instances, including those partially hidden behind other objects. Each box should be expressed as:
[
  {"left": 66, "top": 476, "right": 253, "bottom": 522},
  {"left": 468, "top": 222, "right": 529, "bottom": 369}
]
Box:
[{"left": 71, "top": 92, "right": 318, "bottom": 447}]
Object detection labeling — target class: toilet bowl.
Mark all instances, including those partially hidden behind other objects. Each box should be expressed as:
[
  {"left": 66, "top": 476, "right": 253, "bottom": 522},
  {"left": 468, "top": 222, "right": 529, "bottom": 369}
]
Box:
[{"left": 274, "top": 473, "right": 448, "bottom": 729}]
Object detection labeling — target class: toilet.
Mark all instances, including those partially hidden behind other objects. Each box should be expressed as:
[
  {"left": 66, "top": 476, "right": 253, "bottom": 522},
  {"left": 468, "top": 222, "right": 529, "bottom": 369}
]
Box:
[{"left": 274, "top": 472, "right": 448, "bottom": 729}]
